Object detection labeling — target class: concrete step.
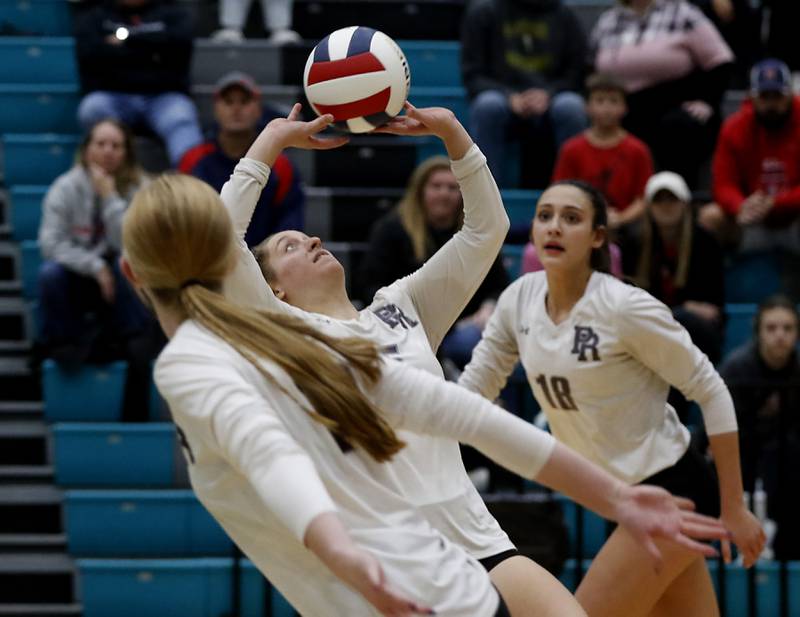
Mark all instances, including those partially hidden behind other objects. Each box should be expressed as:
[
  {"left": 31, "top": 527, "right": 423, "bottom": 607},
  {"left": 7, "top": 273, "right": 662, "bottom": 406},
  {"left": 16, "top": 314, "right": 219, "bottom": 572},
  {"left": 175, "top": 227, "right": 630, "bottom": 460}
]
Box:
[
  {"left": 0, "top": 533, "right": 66, "bottom": 552},
  {"left": 0, "top": 466, "right": 54, "bottom": 483},
  {"left": 0, "top": 401, "right": 43, "bottom": 420},
  {"left": 0, "top": 485, "right": 63, "bottom": 534},
  {"left": 0, "top": 420, "right": 49, "bottom": 465},
  {"left": 0, "top": 604, "right": 82, "bottom": 616},
  {"left": 0, "top": 357, "right": 40, "bottom": 401},
  {"left": 0, "top": 554, "right": 76, "bottom": 605}
]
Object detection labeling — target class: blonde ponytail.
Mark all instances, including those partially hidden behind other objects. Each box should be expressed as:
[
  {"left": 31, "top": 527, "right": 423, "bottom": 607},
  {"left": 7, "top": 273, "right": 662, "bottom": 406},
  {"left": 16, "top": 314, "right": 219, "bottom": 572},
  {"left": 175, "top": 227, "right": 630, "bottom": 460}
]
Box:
[{"left": 123, "top": 175, "right": 405, "bottom": 462}]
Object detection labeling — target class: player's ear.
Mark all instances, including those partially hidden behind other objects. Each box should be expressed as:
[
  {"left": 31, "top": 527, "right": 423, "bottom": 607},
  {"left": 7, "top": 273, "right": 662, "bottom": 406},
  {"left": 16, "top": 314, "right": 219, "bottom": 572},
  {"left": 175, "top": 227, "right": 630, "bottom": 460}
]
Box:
[
  {"left": 271, "top": 285, "right": 286, "bottom": 300},
  {"left": 591, "top": 225, "right": 607, "bottom": 250}
]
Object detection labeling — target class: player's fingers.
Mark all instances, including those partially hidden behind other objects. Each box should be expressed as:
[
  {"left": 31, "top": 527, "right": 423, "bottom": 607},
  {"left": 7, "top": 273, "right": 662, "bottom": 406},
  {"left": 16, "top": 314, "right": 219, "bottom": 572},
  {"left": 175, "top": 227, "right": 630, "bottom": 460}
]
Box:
[
  {"left": 674, "top": 496, "right": 696, "bottom": 511},
  {"left": 673, "top": 532, "right": 720, "bottom": 557},
  {"left": 641, "top": 535, "right": 663, "bottom": 573},
  {"left": 307, "top": 135, "right": 349, "bottom": 149},
  {"left": 286, "top": 102, "right": 303, "bottom": 121},
  {"left": 721, "top": 539, "right": 732, "bottom": 564},
  {"left": 681, "top": 510, "right": 728, "bottom": 529},
  {"left": 681, "top": 520, "right": 729, "bottom": 541},
  {"left": 307, "top": 113, "right": 335, "bottom": 133}
]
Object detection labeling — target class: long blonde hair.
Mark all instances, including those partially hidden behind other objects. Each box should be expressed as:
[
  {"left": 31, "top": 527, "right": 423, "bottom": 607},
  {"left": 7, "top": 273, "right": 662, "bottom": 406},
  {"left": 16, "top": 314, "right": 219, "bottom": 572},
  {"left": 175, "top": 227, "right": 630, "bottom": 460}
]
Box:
[
  {"left": 397, "top": 156, "right": 462, "bottom": 262},
  {"left": 123, "top": 175, "right": 405, "bottom": 462}
]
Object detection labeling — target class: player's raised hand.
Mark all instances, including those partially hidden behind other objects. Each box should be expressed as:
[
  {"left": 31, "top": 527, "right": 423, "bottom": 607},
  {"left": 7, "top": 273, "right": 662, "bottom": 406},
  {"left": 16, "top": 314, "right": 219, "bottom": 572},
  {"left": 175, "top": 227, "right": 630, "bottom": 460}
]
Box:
[
  {"left": 375, "top": 102, "right": 473, "bottom": 160},
  {"left": 247, "top": 103, "right": 349, "bottom": 166},
  {"left": 721, "top": 503, "right": 766, "bottom": 568}
]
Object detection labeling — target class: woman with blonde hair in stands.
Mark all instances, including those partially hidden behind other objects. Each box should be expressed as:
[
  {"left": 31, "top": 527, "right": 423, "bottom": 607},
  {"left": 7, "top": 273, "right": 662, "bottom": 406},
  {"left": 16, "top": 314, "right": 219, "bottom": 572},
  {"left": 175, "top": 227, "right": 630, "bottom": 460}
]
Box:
[
  {"left": 120, "top": 155, "right": 728, "bottom": 616},
  {"left": 359, "top": 154, "right": 508, "bottom": 369}
]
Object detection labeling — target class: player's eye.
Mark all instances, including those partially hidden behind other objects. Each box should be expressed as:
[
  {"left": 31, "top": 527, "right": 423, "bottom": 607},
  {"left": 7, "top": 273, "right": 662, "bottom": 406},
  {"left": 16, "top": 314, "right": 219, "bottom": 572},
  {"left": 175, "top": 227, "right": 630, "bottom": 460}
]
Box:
[{"left": 537, "top": 211, "right": 551, "bottom": 221}]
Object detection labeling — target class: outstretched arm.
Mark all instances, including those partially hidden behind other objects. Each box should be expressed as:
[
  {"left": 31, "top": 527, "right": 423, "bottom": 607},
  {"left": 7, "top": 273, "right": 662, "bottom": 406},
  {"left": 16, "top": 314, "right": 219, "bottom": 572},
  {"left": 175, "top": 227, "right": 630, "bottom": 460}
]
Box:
[{"left": 370, "top": 359, "right": 729, "bottom": 569}]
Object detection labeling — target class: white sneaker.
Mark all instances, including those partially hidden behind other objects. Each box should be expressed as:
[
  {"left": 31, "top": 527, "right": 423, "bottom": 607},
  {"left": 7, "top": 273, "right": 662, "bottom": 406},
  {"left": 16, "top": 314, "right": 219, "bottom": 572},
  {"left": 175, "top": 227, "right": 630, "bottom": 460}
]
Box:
[
  {"left": 211, "top": 28, "right": 244, "bottom": 43},
  {"left": 269, "top": 29, "right": 301, "bottom": 45}
]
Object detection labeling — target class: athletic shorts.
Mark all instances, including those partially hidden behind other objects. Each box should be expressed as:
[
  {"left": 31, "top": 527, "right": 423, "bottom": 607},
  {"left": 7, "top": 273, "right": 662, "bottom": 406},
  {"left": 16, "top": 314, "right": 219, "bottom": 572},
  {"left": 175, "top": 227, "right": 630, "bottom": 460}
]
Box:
[
  {"left": 640, "top": 443, "right": 721, "bottom": 517},
  {"left": 479, "top": 548, "right": 520, "bottom": 572}
]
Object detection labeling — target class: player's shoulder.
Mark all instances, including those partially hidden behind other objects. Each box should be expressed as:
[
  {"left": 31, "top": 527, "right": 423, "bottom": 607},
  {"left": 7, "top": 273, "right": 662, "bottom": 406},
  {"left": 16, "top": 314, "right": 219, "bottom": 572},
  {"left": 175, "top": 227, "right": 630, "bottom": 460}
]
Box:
[
  {"left": 156, "top": 321, "right": 237, "bottom": 374},
  {"left": 590, "top": 272, "right": 654, "bottom": 314}
]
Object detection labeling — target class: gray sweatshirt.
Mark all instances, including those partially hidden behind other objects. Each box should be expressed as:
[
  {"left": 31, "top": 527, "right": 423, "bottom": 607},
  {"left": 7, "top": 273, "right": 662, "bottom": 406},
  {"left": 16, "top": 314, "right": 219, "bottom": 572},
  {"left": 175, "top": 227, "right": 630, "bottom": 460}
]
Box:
[{"left": 38, "top": 165, "right": 146, "bottom": 276}]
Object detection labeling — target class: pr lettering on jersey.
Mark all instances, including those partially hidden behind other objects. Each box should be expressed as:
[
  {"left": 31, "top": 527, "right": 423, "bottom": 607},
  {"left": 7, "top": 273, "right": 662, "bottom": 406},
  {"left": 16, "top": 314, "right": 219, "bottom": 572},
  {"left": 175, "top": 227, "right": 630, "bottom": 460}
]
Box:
[
  {"left": 373, "top": 304, "right": 419, "bottom": 330},
  {"left": 571, "top": 326, "right": 600, "bottom": 362}
]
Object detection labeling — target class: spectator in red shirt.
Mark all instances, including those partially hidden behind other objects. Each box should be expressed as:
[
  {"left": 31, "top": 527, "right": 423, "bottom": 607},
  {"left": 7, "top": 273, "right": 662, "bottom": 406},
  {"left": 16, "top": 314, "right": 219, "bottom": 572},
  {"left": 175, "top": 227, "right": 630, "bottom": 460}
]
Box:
[
  {"left": 703, "top": 59, "right": 800, "bottom": 256},
  {"left": 553, "top": 73, "right": 654, "bottom": 229}
]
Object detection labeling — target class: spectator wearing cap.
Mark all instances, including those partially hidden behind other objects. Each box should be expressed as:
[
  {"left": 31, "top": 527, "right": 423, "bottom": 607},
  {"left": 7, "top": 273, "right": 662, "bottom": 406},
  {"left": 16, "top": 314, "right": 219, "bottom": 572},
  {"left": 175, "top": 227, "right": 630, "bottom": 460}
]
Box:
[
  {"left": 704, "top": 59, "right": 800, "bottom": 260},
  {"left": 75, "top": 0, "right": 203, "bottom": 166},
  {"left": 589, "top": 0, "right": 734, "bottom": 188},
  {"left": 179, "top": 71, "right": 304, "bottom": 247},
  {"left": 620, "top": 170, "right": 724, "bottom": 363}
]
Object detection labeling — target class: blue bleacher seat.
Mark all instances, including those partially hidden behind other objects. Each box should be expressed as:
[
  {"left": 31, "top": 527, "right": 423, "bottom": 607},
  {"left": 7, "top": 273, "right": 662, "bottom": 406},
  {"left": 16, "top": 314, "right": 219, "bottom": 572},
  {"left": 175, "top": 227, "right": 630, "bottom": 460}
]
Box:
[
  {"left": 399, "top": 41, "right": 461, "bottom": 88},
  {"left": 9, "top": 185, "right": 47, "bottom": 242},
  {"left": 241, "top": 561, "right": 295, "bottom": 617},
  {"left": 556, "top": 495, "right": 608, "bottom": 558},
  {"left": 0, "top": 37, "right": 77, "bottom": 84},
  {"left": 0, "top": 85, "right": 80, "bottom": 133},
  {"left": 0, "top": 1, "right": 73, "bottom": 36},
  {"left": 722, "top": 303, "right": 758, "bottom": 359},
  {"left": 501, "top": 189, "right": 539, "bottom": 231},
  {"left": 53, "top": 423, "right": 176, "bottom": 487},
  {"left": 43, "top": 359, "right": 127, "bottom": 422},
  {"left": 19, "top": 239, "right": 41, "bottom": 300},
  {"left": 724, "top": 252, "right": 782, "bottom": 304},
  {"left": 3, "top": 134, "right": 79, "bottom": 186},
  {"left": 78, "top": 558, "right": 234, "bottom": 617},
  {"left": 410, "top": 86, "right": 468, "bottom": 126},
  {"left": 707, "top": 560, "right": 800, "bottom": 617},
  {"left": 558, "top": 558, "right": 593, "bottom": 592},
  {"left": 66, "top": 490, "right": 232, "bottom": 556},
  {"left": 501, "top": 244, "right": 524, "bottom": 280}
]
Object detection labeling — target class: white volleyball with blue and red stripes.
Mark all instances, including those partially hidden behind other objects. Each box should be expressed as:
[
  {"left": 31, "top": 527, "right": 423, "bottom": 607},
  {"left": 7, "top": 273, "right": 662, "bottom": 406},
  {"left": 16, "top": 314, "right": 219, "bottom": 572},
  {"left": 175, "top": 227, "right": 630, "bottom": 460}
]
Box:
[{"left": 303, "top": 26, "right": 410, "bottom": 133}]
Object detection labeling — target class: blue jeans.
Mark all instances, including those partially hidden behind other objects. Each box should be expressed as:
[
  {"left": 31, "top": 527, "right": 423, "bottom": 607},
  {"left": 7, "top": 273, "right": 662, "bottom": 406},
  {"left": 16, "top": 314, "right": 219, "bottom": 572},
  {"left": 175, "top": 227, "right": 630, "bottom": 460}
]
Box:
[
  {"left": 78, "top": 91, "right": 203, "bottom": 166},
  {"left": 469, "top": 89, "right": 587, "bottom": 187},
  {"left": 38, "top": 260, "right": 150, "bottom": 347}
]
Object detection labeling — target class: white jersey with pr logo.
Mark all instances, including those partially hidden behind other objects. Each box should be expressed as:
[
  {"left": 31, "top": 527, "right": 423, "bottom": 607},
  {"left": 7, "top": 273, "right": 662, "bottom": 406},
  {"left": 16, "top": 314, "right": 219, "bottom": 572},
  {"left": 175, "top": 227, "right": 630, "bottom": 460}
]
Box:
[
  {"left": 460, "top": 271, "right": 737, "bottom": 484},
  {"left": 220, "top": 146, "right": 515, "bottom": 558}
]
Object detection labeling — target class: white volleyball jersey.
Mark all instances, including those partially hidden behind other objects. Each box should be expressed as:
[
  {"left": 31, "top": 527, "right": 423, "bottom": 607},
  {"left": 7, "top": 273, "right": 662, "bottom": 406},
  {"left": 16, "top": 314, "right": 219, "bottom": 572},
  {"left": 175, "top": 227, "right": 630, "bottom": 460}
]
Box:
[
  {"left": 155, "top": 321, "right": 555, "bottom": 616},
  {"left": 219, "top": 146, "right": 515, "bottom": 558},
  {"left": 460, "top": 271, "right": 737, "bottom": 484}
]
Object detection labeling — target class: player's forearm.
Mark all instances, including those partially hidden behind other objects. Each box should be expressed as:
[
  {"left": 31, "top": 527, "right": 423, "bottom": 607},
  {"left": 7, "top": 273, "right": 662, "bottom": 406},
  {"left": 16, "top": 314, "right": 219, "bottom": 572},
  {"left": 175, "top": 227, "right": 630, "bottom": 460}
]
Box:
[
  {"left": 708, "top": 431, "right": 746, "bottom": 513},
  {"left": 440, "top": 114, "right": 474, "bottom": 161},
  {"left": 535, "top": 442, "right": 628, "bottom": 522}
]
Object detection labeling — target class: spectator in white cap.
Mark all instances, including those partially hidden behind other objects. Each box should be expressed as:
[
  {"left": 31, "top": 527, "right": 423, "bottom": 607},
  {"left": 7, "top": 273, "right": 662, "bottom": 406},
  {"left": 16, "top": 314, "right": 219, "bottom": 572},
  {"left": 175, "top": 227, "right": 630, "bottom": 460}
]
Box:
[
  {"left": 620, "top": 171, "right": 725, "bottom": 365},
  {"left": 180, "top": 71, "right": 304, "bottom": 247}
]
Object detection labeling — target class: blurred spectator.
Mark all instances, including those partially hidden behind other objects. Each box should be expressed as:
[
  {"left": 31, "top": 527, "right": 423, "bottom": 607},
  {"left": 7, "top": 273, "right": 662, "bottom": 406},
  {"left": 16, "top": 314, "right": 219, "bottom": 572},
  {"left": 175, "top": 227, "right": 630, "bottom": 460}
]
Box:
[
  {"left": 690, "top": 0, "right": 763, "bottom": 87},
  {"left": 620, "top": 171, "right": 724, "bottom": 363},
  {"left": 179, "top": 72, "right": 304, "bottom": 247},
  {"left": 720, "top": 294, "right": 800, "bottom": 558},
  {"left": 75, "top": 0, "right": 203, "bottom": 167},
  {"left": 37, "top": 119, "right": 158, "bottom": 421},
  {"left": 553, "top": 73, "right": 654, "bottom": 229},
  {"left": 358, "top": 156, "right": 509, "bottom": 368},
  {"left": 704, "top": 59, "right": 800, "bottom": 258},
  {"left": 461, "top": 0, "right": 588, "bottom": 188},
  {"left": 212, "top": 0, "right": 300, "bottom": 44},
  {"left": 590, "top": 0, "right": 733, "bottom": 188}
]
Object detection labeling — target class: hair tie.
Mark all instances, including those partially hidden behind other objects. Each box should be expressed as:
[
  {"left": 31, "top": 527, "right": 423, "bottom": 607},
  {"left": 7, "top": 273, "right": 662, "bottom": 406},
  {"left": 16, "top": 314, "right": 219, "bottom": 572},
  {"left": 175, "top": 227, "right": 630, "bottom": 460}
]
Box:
[{"left": 180, "top": 279, "right": 203, "bottom": 290}]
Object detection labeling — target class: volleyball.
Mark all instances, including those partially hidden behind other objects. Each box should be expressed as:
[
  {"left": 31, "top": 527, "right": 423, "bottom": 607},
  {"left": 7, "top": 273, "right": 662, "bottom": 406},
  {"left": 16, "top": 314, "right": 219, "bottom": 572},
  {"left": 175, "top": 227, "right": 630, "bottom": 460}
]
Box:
[{"left": 303, "top": 26, "right": 411, "bottom": 133}]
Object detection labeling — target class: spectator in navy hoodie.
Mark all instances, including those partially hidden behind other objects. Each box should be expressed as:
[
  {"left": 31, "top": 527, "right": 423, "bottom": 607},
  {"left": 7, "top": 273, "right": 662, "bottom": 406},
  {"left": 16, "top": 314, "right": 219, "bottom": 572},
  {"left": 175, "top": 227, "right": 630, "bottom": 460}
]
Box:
[
  {"left": 75, "top": 0, "right": 203, "bottom": 166},
  {"left": 179, "top": 71, "right": 305, "bottom": 247}
]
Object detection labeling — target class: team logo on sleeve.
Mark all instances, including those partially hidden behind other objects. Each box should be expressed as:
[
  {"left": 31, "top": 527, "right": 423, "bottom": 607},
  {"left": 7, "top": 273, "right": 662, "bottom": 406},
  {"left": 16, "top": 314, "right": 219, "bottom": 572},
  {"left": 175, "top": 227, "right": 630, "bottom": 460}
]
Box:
[
  {"left": 373, "top": 304, "right": 419, "bottom": 329},
  {"left": 571, "top": 326, "right": 600, "bottom": 362}
]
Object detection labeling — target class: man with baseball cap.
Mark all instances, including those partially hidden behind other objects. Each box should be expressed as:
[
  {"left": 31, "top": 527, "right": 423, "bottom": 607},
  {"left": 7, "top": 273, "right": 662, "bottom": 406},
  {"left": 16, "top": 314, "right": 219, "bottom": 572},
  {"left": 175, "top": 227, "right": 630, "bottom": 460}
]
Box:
[
  {"left": 180, "top": 71, "right": 304, "bottom": 247},
  {"left": 705, "top": 59, "right": 800, "bottom": 253}
]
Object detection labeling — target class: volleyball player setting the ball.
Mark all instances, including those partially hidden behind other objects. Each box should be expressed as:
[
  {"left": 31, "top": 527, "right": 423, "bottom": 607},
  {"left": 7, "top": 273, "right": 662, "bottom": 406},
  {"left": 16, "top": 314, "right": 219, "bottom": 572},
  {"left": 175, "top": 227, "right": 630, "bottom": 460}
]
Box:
[
  {"left": 121, "top": 169, "right": 727, "bottom": 616},
  {"left": 459, "top": 180, "right": 766, "bottom": 617},
  {"left": 220, "top": 101, "right": 575, "bottom": 611}
]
